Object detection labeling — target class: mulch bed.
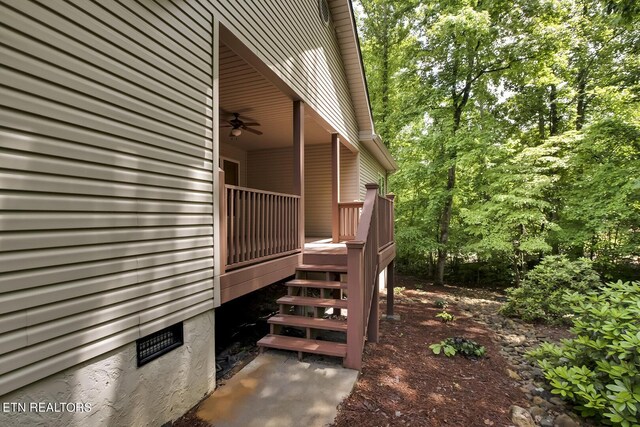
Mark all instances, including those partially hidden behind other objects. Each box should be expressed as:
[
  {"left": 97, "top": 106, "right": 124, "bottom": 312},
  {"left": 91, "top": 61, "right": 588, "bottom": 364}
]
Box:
[{"left": 331, "top": 288, "right": 530, "bottom": 427}]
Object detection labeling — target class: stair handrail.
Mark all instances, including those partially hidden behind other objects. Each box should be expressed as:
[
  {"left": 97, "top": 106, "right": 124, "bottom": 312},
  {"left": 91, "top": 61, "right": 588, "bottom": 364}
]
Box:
[{"left": 344, "top": 183, "right": 380, "bottom": 370}]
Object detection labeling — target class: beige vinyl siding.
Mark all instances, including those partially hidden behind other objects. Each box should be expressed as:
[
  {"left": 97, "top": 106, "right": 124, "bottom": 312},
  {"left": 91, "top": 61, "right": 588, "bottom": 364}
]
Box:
[
  {"left": 359, "top": 146, "right": 386, "bottom": 199},
  {"left": 305, "top": 145, "right": 332, "bottom": 236},
  {"left": 202, "top": 0, "right": 360, "bottom": 148},
  {"left": 0, "top": 0, "right": 213, "bottom": 396},
  {"left": 328, "top": 0, "right": 373, "bottom": 135},
  {"left": 340, "top": 144, "right": 359, "bottom": 202},
  {"left": 246, "top": 147, "right": 294, "bottom": 194},
  {"left": 245, "top": 145, "right": 333, "bottom": 236}
]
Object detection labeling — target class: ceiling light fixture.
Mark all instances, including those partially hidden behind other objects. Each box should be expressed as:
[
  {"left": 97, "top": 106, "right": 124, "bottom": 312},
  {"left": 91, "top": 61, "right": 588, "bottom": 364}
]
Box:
[{"left": 231, "top": 128, "right": 242, "bottom": 137}]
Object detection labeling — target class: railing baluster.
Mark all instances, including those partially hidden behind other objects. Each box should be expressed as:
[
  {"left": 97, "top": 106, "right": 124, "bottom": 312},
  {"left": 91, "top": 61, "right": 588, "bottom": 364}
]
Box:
[
  {"left": 234, "top": 188, "right": 238, "bottom": 264},
  {"left": 260, "top": 193, "right": 264, "bottom": 258},
  {"left": 251, "top": 191, "right": 255, "bottom": 259},
  {"left": 222, "top": 185, "right": 302, "bottom": 270},
  {"left": 285, "top": 199, "right": 293, "bottom": 251},
  {"left": 228, "top": 188, "right": 233, "bottom": 265}
]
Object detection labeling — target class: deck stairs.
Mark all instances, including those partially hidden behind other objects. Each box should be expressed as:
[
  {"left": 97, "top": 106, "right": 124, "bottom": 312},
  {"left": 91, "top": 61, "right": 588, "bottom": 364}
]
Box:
[{"left": 257, "top": 252, "right": 350, "bottom": 362}]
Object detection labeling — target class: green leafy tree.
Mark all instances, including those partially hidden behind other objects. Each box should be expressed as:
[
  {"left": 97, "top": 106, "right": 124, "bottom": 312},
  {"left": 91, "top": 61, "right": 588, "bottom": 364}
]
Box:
[{"left": 356, "top": 0, "right": 640, "bottom": 284}]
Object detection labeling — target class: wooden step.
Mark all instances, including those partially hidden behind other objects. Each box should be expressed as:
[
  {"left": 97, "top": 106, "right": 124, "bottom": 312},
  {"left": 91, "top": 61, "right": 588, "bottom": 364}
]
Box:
[
  {"left": 257, "top": 334, "right": 347, "bottom": 358},
  {"left": 285, "top": 279, "right": 346, "bottom": 290},
  {"left": 277, "top": 295, "right": 347, "bottom": 309},
  {"left": 303, "top": 252, "right": 347, "bottom": 266},
  {"left": 296, "top": 264, "right": 348, "bottom": 273},
  {"left": 268, "top": 314, "right": 347, "bottom": 332}
]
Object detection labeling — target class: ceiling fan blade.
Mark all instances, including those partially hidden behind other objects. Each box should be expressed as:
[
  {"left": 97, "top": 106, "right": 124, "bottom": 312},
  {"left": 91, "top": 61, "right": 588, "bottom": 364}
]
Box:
[
  {"left": 242, "top": 122, "right": 260, "bottom": 127},
  {"left": 242, "top": 126, "right": 263, "bottom": 135},
  {"left": 220, "top": 124, "right": 233, "bottom": 127}
]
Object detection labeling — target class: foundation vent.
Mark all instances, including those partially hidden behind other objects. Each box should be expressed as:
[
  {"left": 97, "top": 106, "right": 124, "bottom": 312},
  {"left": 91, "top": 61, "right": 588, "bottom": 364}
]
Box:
[{"left": 136, "top": 323, "right": 184, "bottom": 366}]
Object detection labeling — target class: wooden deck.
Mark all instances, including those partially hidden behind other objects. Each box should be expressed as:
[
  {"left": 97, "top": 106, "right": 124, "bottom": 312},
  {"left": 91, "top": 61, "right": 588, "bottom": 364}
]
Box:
[
  {"left": 304, "top": 237, "right": 347, "bottom": 254},
  {"left": 218, "top": 238, "right": 347, "bottom": 305}
]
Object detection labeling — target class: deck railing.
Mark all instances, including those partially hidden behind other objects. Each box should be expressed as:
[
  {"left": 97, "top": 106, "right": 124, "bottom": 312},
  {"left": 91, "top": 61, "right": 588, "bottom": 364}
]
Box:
[
  {"left": 225, "top": 185, "right": 301, "bottom": 270},
  {"left": 345, "top": 184, "right": 395, "bottom": 369},
  {"left": 377, "top": 194, "right": 394, "bottom": 249},
  {"left": 338, "top": 201, "right": 363, "bottom": 241}
]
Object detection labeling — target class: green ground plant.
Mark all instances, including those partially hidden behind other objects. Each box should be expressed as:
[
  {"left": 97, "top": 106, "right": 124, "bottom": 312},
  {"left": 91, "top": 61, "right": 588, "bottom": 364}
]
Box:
[
  {"left": 501, "top": 255, "right": 601, "bottom": 323},
  {"left": 434, "top": 298, "right": 449, "bottom": 308},
  {"left": 430, "top": 337, "right": 486, "bottom": 358},
  {"left": 436, "top": 311, "right": 455, "bottom": 323},
  {"left": 527, "top": 281, "right": 640, "bottom": 427}
]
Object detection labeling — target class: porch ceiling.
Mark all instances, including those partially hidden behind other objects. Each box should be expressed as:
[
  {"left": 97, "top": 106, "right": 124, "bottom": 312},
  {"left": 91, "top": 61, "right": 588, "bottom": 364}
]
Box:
[{"left": 219, "top": 43, "right": 331, "bottom": 151}]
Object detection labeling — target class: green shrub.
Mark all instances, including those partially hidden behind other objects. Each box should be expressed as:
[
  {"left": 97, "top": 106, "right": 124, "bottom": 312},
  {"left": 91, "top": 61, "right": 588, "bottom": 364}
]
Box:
[
  {"left": 527, "top": 281, "right": 640, "bottom": 427},
  {"left": 430, "top": 337, "right": 486, "bottom": 358},
  {"left": 501, "top": 255, "right": 601, "bottom": 323},
  {"left": 393, "top": 286, "right": 406, "bottom": 296},
  {"left": 436, "top": 311, "right": 456, "bottom": 323},
  {"left": 434, "top": 298, "right": 449, "bottom": 308}
]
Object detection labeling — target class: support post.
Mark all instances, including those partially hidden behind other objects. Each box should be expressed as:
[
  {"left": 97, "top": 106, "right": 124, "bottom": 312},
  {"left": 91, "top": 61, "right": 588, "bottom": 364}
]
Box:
[
  {"left": 367, "top": 276, "right": 379, "bottom": 342},
  {"left": 344, "top": 241, "right": 364, "bottom": 370},
  {"left": 386, "top": 193, "right": 395, "bottom": 243},
  {"left": 218, "top": 169, "right": 226, "bottom": 275},
  {"left": 211, "top": 17, "right": 221, "bottom": 307},
  {"left": 293, "top": 100, "right": 304, "bottom": 249},
  {"left": 331, "top": 133, "right": 340, "bottom": 243},
  {"left": 386, "top": 260, "right": 396, "bottom": 319}
]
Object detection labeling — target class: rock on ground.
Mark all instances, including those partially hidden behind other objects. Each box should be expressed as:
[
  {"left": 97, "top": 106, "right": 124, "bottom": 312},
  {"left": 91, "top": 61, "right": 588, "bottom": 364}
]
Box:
[{"left": 510, "top": 405, "right": 536, "bottom": 427}]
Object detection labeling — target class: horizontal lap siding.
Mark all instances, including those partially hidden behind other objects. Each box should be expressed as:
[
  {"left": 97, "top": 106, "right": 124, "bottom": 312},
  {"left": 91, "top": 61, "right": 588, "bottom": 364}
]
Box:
[
  {"left": 202, "top": 0, "right": 360, "bottom": 149},
  {"left": 0, "top": 0, "right": 213, "bottom": 396},
  {"left": 340, "top": 144, "right": 359, "bottom": 202},
  {"left": 246, "top": 148, "right": 294, "bottom": 195},
  {"left": 360, "top": 147, "right": 385, "bottom": 200},
  {"left": 305, "top": 145, "right": 332, "bottom": 236}
]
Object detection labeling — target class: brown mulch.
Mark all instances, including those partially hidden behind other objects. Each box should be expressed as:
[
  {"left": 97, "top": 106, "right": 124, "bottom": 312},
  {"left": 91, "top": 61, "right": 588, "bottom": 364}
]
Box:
[{"left": 331, "top": 289, "right": 529, "bottom": 427}]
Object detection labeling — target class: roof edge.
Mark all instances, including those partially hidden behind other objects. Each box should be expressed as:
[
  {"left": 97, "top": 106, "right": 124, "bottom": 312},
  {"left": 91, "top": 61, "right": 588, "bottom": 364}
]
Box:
[
  {"left": 360, "top": 133, "right": 398, "bottom": 172},
  {"left": 346, "top": 0, "right": 375, "bottom": 134}
]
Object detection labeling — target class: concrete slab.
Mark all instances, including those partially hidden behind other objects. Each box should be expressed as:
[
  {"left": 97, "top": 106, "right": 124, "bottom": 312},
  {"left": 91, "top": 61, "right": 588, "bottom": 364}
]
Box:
[{"left": 195, "top": 352, "right": 359, "bottom": 427}]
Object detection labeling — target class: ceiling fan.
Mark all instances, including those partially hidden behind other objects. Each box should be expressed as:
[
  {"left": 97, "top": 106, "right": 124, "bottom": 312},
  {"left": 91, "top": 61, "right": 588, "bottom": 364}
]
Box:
[{"left": 221, "top": 113, "right": 262, "bottom": 137}]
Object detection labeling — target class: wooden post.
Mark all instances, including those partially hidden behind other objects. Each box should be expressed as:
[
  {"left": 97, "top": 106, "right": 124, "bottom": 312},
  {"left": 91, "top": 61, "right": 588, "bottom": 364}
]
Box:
[
  {"left": 386, "top": 193, "right": 395, "bottom": 243},
  {"left": 385, "top": 193, "right": 396, "bottom": 319},
  {"left": 219, "top": 169, "right": 226, "bottom": 275},
  {"left": 367, "top": 275, "right": 379, "bottom": 342},
  {"left": 366, "top": 183, "right": 379, "bottom": 245},
  {"left": 345, "top": 240, "right": 364, "bottom": 370},
  {"left": 386, "top": 260, "right": 395, "bottom": 318},
  {"left": 331, "top": 133, "right": 340, "bottom": 243},
  {"left": 293, "top": 100, "right": 304, "bottom": 249},
  {"left": 366, "top": 183, "right": 379, "bottom": 341}
]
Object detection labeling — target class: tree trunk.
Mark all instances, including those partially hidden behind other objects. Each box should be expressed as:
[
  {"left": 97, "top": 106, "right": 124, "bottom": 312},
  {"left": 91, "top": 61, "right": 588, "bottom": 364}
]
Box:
[
  {"left": 549, "top": 84, "right": 559, "bottom": 136},
  {"left": 512, "top": 254, "right": 521, "bottom": 286},
  {"left": 576, "top": 69, "right": 588, "bottom": 131},
  {"left": 538, "top": 107, "right": 546, "bottom": 140},
  {"left": 435, "top": 105, "right": 462, "bottom": 285},
  {"left": 435, "top": 163, "right": 455, "bottom": 285},
  {"left": 379, "top": 10, "right": 390, "bottom": 144}
]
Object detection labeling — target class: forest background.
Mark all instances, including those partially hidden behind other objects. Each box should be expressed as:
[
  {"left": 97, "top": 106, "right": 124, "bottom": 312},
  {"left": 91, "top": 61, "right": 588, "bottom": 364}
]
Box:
[{"left": 355, "top": 0, "right": 640, "bottom": 285}]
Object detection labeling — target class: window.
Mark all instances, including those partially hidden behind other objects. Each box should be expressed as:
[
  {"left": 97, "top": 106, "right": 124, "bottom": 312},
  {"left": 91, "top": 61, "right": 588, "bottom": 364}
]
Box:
[{"left": 136, "top": 323, "right": 184, "bottom": 367}]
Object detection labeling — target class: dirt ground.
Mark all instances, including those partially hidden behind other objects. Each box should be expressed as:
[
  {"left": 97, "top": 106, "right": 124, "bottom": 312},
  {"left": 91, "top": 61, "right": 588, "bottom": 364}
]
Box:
[{"left": 331, "top": 284, "right": 530, "bottom": 426}]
